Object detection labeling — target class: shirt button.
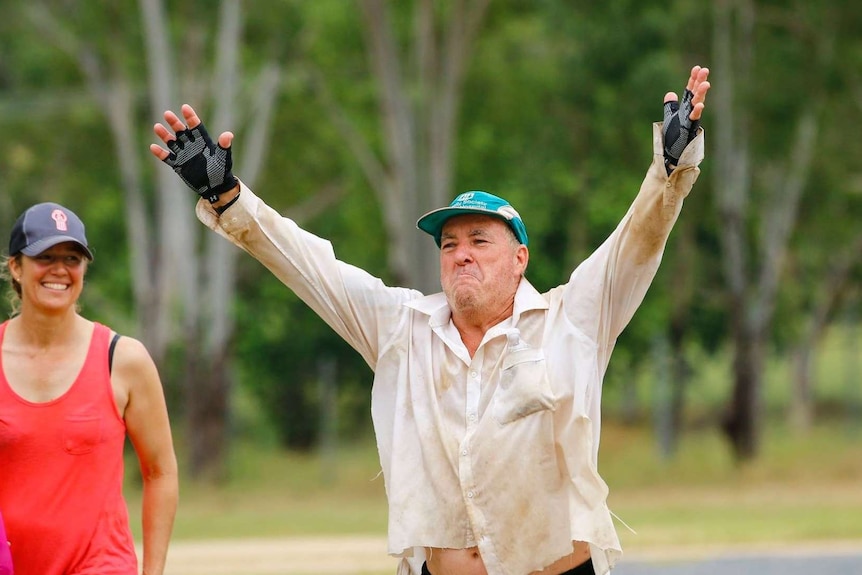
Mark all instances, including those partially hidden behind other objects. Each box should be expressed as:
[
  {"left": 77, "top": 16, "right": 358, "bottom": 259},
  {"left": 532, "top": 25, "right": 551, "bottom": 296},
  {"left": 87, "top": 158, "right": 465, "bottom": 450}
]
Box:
[
  {"left": 470, "top": 371, "right": 478, "bottom": 378},
  {"left": 469, "top": 413, "right": 476, "bottom": 421},
  {"left": 461, "top": 449, "right": 468, "bottom": 456},
  {"left": 467, "top": 491, "right": 474, "bottom": 498}
]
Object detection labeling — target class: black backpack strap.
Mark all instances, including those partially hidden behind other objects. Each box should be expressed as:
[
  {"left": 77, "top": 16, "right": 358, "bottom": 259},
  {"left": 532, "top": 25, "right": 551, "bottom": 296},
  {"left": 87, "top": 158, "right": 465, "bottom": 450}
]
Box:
[{"left": 109, "top": 332, "right": 122, "bottom": 374}]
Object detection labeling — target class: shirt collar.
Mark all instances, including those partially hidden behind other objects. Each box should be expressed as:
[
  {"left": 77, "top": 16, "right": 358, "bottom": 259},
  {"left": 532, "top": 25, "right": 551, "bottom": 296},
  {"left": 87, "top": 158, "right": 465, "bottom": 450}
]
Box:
[{"left": 510, "top": 277, "right": 549, "bottom": 322}]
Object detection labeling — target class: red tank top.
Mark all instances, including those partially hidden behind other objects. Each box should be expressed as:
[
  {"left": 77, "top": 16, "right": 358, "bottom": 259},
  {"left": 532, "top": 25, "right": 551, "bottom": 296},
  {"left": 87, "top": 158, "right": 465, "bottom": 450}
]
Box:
[{"left": 0, "top": 322, "right": 137, "bottom": 575}]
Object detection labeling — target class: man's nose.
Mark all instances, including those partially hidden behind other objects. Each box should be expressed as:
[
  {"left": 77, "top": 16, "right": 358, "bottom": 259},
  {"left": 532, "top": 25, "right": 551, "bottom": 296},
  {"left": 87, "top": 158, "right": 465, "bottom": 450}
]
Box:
[{"left": 453, "top": 245, "right": 473, "bottom": 264}]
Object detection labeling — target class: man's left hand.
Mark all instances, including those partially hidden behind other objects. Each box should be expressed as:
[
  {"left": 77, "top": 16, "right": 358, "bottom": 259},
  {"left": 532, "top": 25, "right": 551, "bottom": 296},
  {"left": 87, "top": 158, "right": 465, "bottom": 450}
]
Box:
[{"left": 662, "top": 66, "right": 711, "bottom": 173}]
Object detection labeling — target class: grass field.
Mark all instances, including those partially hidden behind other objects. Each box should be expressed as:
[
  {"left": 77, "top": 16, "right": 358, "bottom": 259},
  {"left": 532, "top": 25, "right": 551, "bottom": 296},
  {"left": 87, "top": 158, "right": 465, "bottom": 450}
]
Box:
[
  {"left": 123, "top": 419, "right": 862, "bottom": 574},
  {"left": 119, "top": 325, "right": 862, "bottom": 572},
  {"left": 599, "top": 421, "right": 862, "bottom": 550}
]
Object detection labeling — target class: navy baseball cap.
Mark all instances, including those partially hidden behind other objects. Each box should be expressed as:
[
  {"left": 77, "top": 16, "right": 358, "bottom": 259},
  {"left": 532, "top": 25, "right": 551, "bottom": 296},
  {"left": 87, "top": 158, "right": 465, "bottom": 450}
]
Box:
[
  {"left": 9, "top": 202, "right": 93, "bottom": 261},
  {"left": 417, "top": 191, "right": 528, "bottom": 247}
]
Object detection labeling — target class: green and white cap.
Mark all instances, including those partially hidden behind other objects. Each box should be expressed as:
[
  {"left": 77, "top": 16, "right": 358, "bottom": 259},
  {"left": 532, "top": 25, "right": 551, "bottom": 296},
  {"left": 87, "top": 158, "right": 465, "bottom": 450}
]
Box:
[{"left": 417, "top": 191, "right": 528, "bottom": 247}]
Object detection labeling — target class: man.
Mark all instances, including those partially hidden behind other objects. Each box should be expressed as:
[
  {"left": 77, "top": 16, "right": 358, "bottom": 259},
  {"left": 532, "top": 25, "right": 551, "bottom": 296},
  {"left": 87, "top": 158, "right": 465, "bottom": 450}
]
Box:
[{"left": 150, "top": 65, "right": 710, "bottom": 575}]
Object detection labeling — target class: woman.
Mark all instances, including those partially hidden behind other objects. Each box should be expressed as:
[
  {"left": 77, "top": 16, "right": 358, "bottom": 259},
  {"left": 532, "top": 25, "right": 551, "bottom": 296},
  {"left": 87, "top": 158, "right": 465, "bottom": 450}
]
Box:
[{"left": 0, "top": 202, "right": 178, "bottom": 575}]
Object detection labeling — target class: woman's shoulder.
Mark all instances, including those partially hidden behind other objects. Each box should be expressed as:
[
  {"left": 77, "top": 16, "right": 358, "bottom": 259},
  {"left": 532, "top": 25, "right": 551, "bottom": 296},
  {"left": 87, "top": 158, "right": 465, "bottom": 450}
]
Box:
[{"left": 99, "top": 327, "right": 155, "bottom": 373}]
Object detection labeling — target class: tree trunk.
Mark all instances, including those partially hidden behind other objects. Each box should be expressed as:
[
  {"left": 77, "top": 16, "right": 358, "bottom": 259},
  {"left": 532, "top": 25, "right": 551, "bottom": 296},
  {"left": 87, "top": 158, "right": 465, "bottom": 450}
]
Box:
[
  {"left": 665, "top": 221, "right": 698, "bottom": 455},
  {"left": 788, "top": 233, "right": 862, "bottom": 431},
  {"left": 187, "top": 344, "right": 230, "bottom": 482},
  {"left": 721, "top": 322, "right": 764, "bottom": 459},
  {"left": 789, "top": 346, "right": 814, "bottom": 431},
  {"left": 353, "top": 0, "right": 490, "bottom": 292},
  {"left": 143, "top": 0, "right": 287, "bottom": 480},
  {"left": 712, "top": 0, "right": 822, "bottom": 461}
]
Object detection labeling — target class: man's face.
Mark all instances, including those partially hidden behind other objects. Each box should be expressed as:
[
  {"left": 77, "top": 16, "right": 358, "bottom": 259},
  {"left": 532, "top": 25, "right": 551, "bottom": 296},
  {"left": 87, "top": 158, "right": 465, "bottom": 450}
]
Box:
[{"left": 439, "top": 214, "right": 528, "bottom": 319}]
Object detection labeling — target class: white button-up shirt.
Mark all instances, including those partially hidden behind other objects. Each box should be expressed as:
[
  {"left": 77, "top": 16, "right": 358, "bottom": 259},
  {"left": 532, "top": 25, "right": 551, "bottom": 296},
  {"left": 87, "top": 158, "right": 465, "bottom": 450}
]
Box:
[{"left": 197, "top": 123, "right": 704, "bottom": 575}]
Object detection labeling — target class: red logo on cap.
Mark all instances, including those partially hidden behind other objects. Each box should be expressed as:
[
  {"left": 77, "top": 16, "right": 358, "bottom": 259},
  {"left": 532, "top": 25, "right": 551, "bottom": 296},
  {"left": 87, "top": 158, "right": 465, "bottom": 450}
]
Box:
[{"left": 51, "top": 209, "right": 68, "bottom": 231}]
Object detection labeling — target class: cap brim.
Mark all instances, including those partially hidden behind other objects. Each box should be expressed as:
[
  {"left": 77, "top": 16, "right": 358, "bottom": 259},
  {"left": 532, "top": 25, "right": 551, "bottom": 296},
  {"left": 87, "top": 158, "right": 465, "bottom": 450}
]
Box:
[
  {"left": 417, "top": 206, "right": 509, "bottom": 242},
  {"left": 20, "top": 237, "right": 94, "bottom": 261}
]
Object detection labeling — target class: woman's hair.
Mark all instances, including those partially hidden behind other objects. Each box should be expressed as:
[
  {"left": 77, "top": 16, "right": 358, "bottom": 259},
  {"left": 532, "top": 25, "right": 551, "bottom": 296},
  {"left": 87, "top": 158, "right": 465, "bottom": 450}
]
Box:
[{"left": 1, "top": 255, "right": 23, "bottom": 317}]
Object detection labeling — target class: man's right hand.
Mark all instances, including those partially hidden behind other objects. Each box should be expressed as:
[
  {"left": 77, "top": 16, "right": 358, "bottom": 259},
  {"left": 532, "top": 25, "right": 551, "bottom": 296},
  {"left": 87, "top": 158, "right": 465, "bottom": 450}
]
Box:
[{"left": 150, "top": 104, "right": 239, "bottom": 204}]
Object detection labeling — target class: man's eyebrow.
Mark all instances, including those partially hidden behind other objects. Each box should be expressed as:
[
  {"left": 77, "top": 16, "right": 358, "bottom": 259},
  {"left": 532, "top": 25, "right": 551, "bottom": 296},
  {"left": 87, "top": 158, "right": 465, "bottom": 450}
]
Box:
[{"left": 441, "top": 227, "right": 493, "bottom": 241}]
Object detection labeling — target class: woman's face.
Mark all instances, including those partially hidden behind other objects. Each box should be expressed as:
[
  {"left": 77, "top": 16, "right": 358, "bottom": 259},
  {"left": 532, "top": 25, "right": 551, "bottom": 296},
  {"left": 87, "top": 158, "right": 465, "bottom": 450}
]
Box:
[{"left": 9, "top": 242, "right": 88, "bottom": 314}]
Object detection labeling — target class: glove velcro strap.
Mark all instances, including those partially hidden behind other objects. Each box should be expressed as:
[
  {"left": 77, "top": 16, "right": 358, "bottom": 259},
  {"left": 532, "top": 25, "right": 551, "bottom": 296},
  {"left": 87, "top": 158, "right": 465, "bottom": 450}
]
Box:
[
  {"left": 202, "top": 176, "right": 239, "bottom": 203},
  {"left": 214, "top": 191, "right": 241, "bottom": 215}
]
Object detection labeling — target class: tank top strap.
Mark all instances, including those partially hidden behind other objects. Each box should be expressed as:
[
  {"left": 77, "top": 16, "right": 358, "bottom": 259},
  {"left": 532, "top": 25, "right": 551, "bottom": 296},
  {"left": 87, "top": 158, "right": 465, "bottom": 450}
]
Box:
[
  {"left": 67, "top": 322, "right": 123, "bottom": 423},
  {"left": 90, "top": 322, "right": 112, "bottom": 363}
]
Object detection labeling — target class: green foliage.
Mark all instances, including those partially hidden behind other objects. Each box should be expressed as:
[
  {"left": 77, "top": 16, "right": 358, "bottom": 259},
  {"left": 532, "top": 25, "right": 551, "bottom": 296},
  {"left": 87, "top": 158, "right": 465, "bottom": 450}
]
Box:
[
  {"left": 123, "top": 419, "right": 862, "bottom": 546},
  {"left": 2, "top": 0, "right": 861, "bottom": 456},
  {"left": 234, "top": 260, "right": 375, "bottom": 451}
]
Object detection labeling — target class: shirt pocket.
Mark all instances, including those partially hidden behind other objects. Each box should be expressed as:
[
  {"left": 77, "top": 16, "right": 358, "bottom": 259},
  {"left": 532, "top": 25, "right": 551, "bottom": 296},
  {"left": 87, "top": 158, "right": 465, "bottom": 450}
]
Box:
[
  {"left": 493, "top": 347, "right": 556, "bottom": 425},
  {"left": 62, "top": 414, "right": 103, "bottom": 455}
]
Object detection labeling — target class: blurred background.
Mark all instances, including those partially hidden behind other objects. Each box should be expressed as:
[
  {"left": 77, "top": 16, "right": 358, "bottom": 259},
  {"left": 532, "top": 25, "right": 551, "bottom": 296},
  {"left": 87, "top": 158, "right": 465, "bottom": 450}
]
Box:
[{"left": 1, "top": 0, "right": 861, "bottom": 569}]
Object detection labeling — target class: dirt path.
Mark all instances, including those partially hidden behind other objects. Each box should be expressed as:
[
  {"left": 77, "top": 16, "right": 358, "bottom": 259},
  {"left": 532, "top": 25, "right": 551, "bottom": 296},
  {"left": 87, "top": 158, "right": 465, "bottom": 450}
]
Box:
[
  {"left": 164, "top": 535, "right": 397, "bottom": 575},
  {"left": 162, "top": 536, "right": 862, "bottom": 575}
]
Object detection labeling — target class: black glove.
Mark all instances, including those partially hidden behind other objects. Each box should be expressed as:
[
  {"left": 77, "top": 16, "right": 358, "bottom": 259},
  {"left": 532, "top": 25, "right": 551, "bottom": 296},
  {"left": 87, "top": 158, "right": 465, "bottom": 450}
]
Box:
[
  {"left": 163, "top": 122, "right": 237, "bottom": 203},
  {"left": 662, "top": 88, "right": 700, "bottom": 174}
]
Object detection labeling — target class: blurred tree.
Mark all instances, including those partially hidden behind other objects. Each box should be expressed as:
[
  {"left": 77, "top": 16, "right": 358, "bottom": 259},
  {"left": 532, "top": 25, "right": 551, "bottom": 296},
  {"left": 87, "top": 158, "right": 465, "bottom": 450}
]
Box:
[
  {"left": 783, "top": 5, "right": 862, "bottom": 430},
  {"left": 710, "top": 0, "right": 853, "bottom": 459},
  {"left": 209, "top": 0, "right": 493, "bottom": 448},
  {"left": 304, "top": 0, "right": 492, "bottom": 293},
  {"left": 3, "top": 0, "right": 861, "bottom": 468},
  {"left": 11, "top": 0, "right": 299, "bottom": 480},
  {"left": 234, "top": 0, "right": 496, "bottom": 448},
  {"left": 458, "top": 0, "right": 721, "bottom": 454}
]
